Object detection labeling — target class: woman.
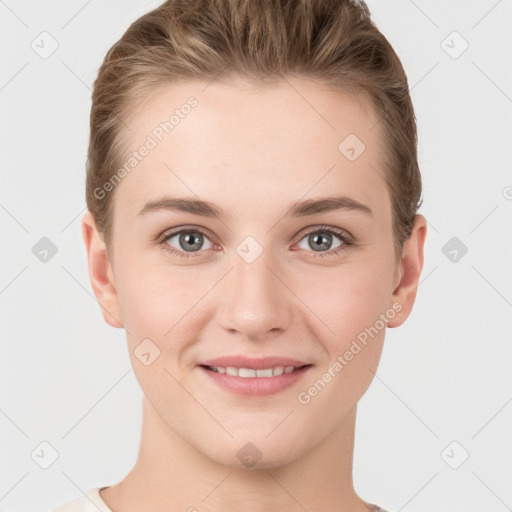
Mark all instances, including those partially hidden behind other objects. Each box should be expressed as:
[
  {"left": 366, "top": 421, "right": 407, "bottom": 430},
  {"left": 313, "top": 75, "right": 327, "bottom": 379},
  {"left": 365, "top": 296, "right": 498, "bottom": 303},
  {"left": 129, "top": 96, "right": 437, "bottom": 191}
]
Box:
[{"left": 53, "top": 0, "right": 426, "bottom": 510}]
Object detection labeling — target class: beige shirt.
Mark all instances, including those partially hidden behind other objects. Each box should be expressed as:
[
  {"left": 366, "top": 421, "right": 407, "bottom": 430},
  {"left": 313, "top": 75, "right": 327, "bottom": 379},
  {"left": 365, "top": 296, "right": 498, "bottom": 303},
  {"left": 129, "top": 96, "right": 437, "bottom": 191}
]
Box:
[{"left": 50, "top": 487, "right": 112, "bottom": 512}]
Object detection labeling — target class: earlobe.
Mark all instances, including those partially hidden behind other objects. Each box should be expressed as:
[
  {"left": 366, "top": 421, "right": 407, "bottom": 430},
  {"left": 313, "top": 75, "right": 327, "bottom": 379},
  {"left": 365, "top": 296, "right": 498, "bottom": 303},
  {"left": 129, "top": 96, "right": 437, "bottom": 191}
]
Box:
[
  {"left": 81, "top": 212, "right": 124, "bottom": 329},
  {"left": 387, "top": 214, "right": 427, "bottom": 328}
]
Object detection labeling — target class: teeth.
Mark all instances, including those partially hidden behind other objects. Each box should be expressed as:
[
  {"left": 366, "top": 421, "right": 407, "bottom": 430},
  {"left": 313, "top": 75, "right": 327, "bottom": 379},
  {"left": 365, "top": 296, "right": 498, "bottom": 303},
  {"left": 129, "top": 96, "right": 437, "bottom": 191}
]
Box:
[
  {"left": 208, "top": 365, "right": 302, "bottom": 377},
  {"left": 239, "top": 368, "right": 256, "bottom": 378}
]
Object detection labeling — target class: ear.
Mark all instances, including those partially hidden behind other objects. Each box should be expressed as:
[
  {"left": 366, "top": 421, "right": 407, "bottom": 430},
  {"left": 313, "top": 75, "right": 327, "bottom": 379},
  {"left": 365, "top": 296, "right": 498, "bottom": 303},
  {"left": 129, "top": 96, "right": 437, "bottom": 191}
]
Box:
[
  {"left": 81, "top": 211, "right": 124, "bottom": 329},
  {"left": 387, "top": 214, "right": 427, "bottom": 328}
]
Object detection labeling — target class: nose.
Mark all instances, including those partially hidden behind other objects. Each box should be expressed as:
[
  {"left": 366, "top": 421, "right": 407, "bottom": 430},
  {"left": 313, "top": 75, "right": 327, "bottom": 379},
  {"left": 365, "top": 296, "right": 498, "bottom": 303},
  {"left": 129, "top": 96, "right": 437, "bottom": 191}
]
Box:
[{"left": 216, "top": 246, "right": 293, "bottom": 342}]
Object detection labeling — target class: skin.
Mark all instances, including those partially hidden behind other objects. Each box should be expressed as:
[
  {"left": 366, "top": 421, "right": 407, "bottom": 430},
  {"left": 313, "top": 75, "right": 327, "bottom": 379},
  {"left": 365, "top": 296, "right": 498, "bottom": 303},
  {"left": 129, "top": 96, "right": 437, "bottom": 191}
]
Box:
[{"left": 82, "top": 76, "right": 426, "bottom": 512}]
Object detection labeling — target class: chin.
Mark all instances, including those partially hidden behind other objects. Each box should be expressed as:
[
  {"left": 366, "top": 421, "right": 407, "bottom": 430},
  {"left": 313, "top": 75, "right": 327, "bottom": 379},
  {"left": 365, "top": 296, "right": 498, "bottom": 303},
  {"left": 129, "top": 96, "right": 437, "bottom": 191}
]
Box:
[{"left": 198, "top": 431, "right": 308, "bottom": 470}]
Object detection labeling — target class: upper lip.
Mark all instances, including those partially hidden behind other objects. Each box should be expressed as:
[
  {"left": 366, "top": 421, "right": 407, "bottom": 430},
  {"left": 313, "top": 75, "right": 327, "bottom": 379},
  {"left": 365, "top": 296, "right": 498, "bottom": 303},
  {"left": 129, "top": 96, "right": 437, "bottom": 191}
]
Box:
[{"left": 199, "top": 356, "right": 311, "bottom": 370}]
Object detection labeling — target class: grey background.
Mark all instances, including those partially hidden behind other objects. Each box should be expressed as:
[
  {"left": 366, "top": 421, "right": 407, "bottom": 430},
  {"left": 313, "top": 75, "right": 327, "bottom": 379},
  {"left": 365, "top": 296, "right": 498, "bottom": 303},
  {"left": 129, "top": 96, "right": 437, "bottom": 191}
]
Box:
[{"left": 1, "top": 1, "right": 511, "bottom": 511}]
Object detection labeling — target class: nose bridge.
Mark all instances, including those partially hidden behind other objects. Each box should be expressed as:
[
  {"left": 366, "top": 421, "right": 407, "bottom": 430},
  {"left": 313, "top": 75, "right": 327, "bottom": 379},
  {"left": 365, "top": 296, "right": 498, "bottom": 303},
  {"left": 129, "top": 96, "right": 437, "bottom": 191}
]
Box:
[
  {"left": 233, "top": 243, "right": 275, "bottom": 297},
  {"left": 216, "top": 238, "right": 292, "bottom": 339}
]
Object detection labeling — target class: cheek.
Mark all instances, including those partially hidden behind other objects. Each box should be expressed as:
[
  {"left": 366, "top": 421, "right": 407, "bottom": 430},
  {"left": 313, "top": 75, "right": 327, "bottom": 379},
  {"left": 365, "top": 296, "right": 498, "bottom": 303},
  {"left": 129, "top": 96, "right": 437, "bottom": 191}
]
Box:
[
  {"left": 117, "top": 254, "right": 206, "bottom": 332},
  {"left": 116, "top": 261, "right": 199, "bottom": 392},
  {"left": 296, "top": 258, "right": 393, "bottom": 345},
  {"left": 295, "top": 266, "right": 390, "bottom": 412}
]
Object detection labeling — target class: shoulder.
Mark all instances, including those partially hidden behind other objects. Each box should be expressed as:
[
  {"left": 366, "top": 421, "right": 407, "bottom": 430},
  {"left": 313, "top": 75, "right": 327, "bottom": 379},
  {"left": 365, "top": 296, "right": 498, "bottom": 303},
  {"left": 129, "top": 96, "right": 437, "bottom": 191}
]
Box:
[{"left": 49, "top": 487, "right": 112, "bottom": 512}]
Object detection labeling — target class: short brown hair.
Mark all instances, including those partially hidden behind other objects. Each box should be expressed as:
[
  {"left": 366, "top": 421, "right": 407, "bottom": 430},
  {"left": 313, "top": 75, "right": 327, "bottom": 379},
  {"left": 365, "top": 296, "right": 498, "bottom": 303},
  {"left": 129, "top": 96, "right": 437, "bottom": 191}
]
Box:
[{"left": 86, "top": 0, "right": 422, "bottom": 259}]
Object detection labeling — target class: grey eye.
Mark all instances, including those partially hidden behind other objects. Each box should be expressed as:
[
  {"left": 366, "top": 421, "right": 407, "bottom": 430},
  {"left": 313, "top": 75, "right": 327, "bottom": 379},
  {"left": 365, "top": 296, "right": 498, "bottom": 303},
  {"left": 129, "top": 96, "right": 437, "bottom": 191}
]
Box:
[
  {"left": 165, "top": 231, "right": 214, "bottom": 252},
  {"left": 297, "top": 231, "right": 343, "bottom": 252}
]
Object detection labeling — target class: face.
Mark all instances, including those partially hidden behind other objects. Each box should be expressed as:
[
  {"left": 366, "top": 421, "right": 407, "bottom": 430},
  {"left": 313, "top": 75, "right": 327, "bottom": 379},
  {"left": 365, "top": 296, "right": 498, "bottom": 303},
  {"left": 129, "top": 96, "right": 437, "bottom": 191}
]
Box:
[{"left": 84, "top": 77, "right": 423, "bottom": 469}]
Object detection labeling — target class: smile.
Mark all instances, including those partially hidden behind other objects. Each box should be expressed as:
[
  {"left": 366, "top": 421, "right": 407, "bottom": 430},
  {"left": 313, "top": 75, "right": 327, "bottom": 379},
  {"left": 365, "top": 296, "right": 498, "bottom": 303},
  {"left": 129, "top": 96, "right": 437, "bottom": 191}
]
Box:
[{"left": 204, "top": 365, "right": 305, "bottom": 378}]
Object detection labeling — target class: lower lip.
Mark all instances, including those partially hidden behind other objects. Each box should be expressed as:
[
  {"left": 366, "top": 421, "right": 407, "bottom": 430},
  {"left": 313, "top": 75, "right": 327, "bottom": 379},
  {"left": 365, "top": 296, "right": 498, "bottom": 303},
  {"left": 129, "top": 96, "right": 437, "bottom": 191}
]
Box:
[{"left": 198, "top": 365, "right": 313, "bottom": 397}]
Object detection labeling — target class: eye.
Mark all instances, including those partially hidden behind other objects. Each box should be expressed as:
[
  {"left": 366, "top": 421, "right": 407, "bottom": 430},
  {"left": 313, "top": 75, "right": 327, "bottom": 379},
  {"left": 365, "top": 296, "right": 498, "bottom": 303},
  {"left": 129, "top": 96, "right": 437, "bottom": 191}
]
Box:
[
  {"left": 295, "top": 226, "right": 354, "bottom": 258},
  {"left": 158, "top": 227, "right": 215, "bottom": 259}
]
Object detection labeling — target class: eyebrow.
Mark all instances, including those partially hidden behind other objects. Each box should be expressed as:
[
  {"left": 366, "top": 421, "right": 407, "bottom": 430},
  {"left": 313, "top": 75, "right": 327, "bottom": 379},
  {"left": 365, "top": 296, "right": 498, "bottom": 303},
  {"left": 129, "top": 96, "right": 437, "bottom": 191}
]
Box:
[{"left": 137, "top": 195, "right": 373, "bottom": 218}]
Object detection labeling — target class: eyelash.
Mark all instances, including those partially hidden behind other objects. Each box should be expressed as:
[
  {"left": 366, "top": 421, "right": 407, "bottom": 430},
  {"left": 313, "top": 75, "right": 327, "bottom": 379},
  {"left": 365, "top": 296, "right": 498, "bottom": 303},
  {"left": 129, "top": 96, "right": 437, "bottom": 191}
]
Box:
[{"left": 157, "top": 225, "right": 354, "bottom": 260}]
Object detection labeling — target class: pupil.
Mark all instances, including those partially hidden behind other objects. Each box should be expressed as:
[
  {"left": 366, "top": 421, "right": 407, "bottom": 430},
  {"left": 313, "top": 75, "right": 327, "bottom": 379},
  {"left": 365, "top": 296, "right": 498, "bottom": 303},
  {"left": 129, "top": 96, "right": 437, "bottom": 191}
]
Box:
[
  {"left": 181, "top": 232, "right": 202, "bottom": 252},
  {"left": 311, "top": 232, "right": 331, "bottom": 251}
]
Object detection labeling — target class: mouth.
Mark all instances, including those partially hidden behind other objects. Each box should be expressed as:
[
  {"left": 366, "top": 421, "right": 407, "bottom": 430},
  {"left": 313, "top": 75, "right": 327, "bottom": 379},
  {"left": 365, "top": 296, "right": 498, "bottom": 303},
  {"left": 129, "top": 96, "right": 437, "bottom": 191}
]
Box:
[{"left": 198, "top": 362, "right": 314, "bottom": 397}]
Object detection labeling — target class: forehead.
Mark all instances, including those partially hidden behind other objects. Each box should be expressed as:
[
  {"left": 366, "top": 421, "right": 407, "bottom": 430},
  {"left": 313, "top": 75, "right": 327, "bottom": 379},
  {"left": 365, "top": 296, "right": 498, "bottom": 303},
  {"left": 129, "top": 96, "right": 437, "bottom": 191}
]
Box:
[{"left": 113, "top": 77, "right": 389, "bottom": 223}]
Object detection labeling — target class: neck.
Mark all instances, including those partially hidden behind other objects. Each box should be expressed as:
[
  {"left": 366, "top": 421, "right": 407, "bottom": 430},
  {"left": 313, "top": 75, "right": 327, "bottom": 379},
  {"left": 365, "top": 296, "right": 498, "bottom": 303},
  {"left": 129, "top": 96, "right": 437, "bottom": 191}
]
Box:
[{"left": 101, "top": 396, "right": 372, "bottom": 512}]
